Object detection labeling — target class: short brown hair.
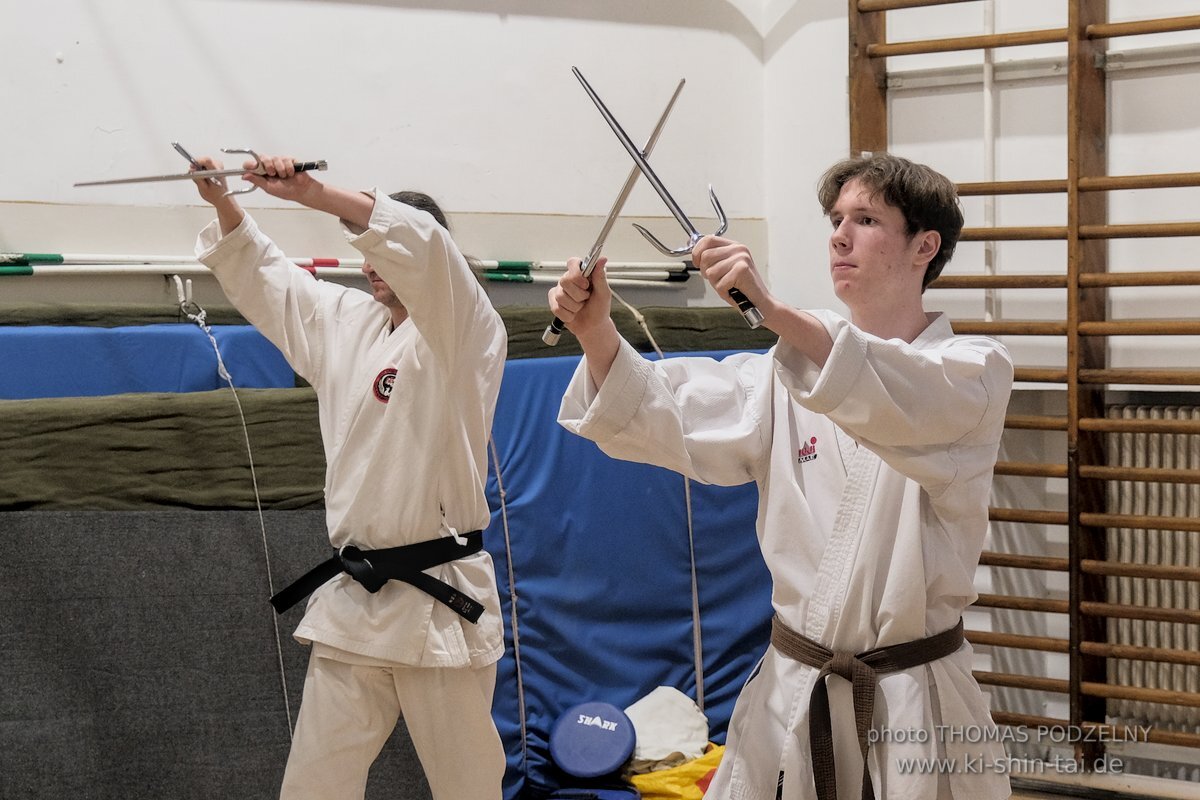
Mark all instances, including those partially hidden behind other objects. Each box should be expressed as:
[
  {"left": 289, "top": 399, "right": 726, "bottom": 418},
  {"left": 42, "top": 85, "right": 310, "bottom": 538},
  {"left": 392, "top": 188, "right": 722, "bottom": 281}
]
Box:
[{"left": 817, "top": 153, "right": 963, "bottom": 290}]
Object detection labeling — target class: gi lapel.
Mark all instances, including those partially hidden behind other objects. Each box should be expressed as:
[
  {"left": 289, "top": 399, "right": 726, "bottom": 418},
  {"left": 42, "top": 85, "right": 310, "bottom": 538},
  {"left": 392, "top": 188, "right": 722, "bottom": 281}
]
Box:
[{"left": 802, "top": 438, "right": 882, "bottom": 643}]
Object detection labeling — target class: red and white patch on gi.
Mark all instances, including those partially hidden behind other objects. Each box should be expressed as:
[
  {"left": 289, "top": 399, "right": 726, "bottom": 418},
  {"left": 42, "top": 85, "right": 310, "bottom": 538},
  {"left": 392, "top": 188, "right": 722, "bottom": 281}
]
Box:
[
  {"left": 372, "top": 368, "right": 398, "bottom": 403},
  {"left": 797, "top": 435, "right": 818, "bottom": 463}
]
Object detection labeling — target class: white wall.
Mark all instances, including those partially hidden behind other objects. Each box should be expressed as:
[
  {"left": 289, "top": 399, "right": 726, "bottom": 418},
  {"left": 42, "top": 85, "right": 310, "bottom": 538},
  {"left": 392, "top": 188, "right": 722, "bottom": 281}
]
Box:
[
  {"left": 4, "top": 0, "right": 770, "bottom": 215},
  {"left": 761, "top": 0, "right": 852, "bottom": 315},
  {"left": 5, "top": 0, "right": 1199, "bottom": 318},
  {"left": 2, "top": 0, "right": 767, "bottom": 308}
]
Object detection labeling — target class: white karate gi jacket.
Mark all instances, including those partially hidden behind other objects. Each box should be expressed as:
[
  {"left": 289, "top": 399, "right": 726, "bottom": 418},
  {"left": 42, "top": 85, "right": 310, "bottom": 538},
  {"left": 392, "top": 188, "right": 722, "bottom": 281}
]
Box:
[
  {"left": 198, "top": 192, "right": 506, "bottom": 669},
  {"left": 558, "top": 310, "right": 1014, "bottom": 800}
]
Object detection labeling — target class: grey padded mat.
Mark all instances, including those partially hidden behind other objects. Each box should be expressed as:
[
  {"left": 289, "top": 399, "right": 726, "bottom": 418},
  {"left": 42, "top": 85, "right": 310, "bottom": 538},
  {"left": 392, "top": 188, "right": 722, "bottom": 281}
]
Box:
[{"left": 0, "top": 509, "right": 432, "bottom": 800}]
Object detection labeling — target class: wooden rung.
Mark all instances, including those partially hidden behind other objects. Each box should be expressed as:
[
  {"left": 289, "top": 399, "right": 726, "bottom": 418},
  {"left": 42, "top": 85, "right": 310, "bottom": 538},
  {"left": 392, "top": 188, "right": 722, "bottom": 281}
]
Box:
[
  {"left": 1081, "top": 559, "right": 1200, "bottom": 582},
  {"left": 1082, "top": 681, "right": 1200, "bottom": 708},
  {"left": 950, "top": 320, "right": 1066, "bottom": 336},
  {"left": 868, "top": 28, "right": 1067, "bottom": 58},
  {"left": 1080, "top": 271, "right": 1200, "bottom": 287},
  {"left": 990, "top": 711, "right": 1060, "bottom": 729},
  {"left": 1080, "top": 511, "right": 1200, "bottom": 533},
  {"left": 1005, "top": 414, "right": 1067, "bottom": 431},
  {"left": 966, "top": 629, "right": 1068, "bottom": 653},
  {"left": 1078, "top": 417, "right": 1200, "bottom": 434},
  {"left": 993, "top": 461, "right": 1068, "bottom": 479},
  {"left": 979, "top": 551, "right": 1068, "bottom": 571},
  {"left": 1080, "top": 601, "right": 1200, "bottom": 625},
  {"left": 956, "top": 179, "right": 1067, "bottom": 196},
  {"left": 1079, "top": 320, "right": 1200, "bottom": 335},
  {"left": 1081, "top": 221, "right": 1200, "bottom": 239},
  {"left": 1087, "top": 15, "right": 1200, "bottom": 41},
  {"left": 990, "top": 507, "right": 1069, "bottom": 526},
  {"left": 1079, "top": 171, "right": 1200, "bottom": 191},
  {"left": 1081, "top": 641, "right": 1200, "bottom": 667},
  {"left": 856, "top": 0, "right": 975, "bottom": 12},
  {"left": 1015, "top": 368, "right": 1068, "bottom": 383},
  {"left": 1137, "top": 734, "right": 1200, "bottom": 753},
  {"left": 898, "top": 318, "right": 1200, "bottom": 337},
  {"left": 990, "top": 712, "right": 1200, "bottom": 749},
  {"left": 1080, "top": 368, "right": 1200, "bottom": 386},
  {"left": 1078, "top": 465, "right": 1200, "bottom": 485},
  {"left": 961, "top": 226, "right": 1068, "bottom": 241},
  {"left": 974, "top": 594, "right": 1069, "bottom": 613},
  {"left": 974, "top": 670, "right": 1067, "bottom": 694},
  {"left": 1136, "top": 727, "right": 1200, "bottom": 749},
  {"left": 930, "top": 274, "right": 1066, "bottom": 289}
]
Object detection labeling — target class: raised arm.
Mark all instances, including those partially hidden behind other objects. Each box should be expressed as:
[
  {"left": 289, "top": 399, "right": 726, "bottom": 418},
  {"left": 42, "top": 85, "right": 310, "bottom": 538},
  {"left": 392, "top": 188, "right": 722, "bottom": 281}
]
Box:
[
  {"left": 547, "top": 256, "right": 620, "bottom": 388},
  {"left": 691, "top": 234, "right": 836, "bottom": 368},
  {"left": 191, "top": 155, "right": 342, "bottom": 384},
  {"left": 774, "top": 312, "right": 1014, "bottom": 492},
  {"left": 204, "top": 156, "right": 503, "bottom": 371},
  {"left": 236, "top": 154, "right": 374, "bottom": 229},
  {"left": 558, "top": 340, "right": 770, "bottom": 487},
  {"left": 190, "top": 156, "right": 246, "bottom": 235}
]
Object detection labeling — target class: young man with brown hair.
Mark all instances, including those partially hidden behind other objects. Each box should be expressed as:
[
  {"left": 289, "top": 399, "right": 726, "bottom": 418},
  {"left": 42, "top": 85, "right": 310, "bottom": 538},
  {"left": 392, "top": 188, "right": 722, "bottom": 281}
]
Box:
[{"left": 550, "top": 153, "right": 1014, "bottom": 800}]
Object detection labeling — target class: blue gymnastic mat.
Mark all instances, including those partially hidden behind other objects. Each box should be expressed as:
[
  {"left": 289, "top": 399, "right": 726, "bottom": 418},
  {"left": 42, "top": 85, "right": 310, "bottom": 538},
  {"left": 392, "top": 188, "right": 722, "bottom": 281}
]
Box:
[
  {"left": 484, "top": 352, "right": 772, "bottom": 799},
  {"left": 0, "top": 324, "right": 293, "bottom": 399}
]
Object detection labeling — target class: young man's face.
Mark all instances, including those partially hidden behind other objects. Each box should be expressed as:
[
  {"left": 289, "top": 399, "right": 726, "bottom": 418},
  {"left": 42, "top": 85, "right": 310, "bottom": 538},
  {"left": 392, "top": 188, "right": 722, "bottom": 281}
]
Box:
[
  {"left": 826, "top": 178, "right": 931, "bottom": 309},
  {"left": 361, "top": 262, "right": 401, "bottom": 308}
]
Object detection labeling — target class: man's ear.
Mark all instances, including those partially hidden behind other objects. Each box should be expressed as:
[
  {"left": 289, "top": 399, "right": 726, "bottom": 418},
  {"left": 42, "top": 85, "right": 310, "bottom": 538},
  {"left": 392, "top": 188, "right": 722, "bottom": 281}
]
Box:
[{"left": 914, "top": 230, "right": 941, "bottom": 267}]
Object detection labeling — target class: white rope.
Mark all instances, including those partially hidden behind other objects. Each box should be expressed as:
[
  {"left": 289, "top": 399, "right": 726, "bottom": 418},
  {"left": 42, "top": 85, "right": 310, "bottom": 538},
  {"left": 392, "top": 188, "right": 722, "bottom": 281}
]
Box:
[
  {"left": 609, "top": 288, "right": 663, "bottom": 361},
  {"left": 177, "top": 285, "right": 294, "bottom": 739},
  {"left": 682, "top": 476, "right": 705, "bottom": 713},
  {"left": 609, "top": 289, "right": 706, "bottom": 711},
  {"left": 488, "top": 437, "right": 527, "bottom": 773}
]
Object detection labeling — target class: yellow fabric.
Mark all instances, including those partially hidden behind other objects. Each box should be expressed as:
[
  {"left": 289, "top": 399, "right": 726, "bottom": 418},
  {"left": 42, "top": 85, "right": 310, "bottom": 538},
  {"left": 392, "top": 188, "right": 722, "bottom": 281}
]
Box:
[{"left": 630, "top": 745, "right": 725, "bottom": 799}]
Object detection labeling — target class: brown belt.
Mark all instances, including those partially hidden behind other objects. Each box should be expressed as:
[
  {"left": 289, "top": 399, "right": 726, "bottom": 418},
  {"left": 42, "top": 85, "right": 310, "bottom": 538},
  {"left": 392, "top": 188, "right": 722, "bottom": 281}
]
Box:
[{"left": 770, "top": 615, "right": 964, "bottom": 800}]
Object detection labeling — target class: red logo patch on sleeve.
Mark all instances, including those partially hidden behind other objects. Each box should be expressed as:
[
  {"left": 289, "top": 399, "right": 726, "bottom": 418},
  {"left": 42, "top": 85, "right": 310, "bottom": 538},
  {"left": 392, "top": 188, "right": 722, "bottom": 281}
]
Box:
[{"left": 372, "top": 368, "right": 398, "bottom": 403}]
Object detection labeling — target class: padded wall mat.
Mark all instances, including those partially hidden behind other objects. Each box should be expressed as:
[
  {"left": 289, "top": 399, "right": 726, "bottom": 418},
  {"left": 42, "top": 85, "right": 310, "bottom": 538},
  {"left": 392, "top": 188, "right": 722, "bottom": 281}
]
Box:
[
  {"left": 0, "top": 389, "right": 324, "bottom": 510},
  {"left": 0, "top": 509, "right": 431, "bottom": 800},
  {"left": 0, "top": 304, "right": 780, "bottom": 360}
]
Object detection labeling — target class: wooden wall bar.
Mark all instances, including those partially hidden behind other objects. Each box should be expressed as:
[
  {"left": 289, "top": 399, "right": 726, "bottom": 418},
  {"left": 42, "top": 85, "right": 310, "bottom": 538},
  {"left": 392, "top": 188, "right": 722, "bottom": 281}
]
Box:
[
  {"left": 1078, "top": 464, "right": 1200, "bottom": 484},
  {"left": 1087, "top": 15, "right": 1200, "bottom": 40},
  {"left": 957, "top": 179, "right": 1068, "bottom": 195},
  {"left": 869, "top": 28, "right": 1068, "bottom": 58},
  {"left": 993, "top": 461, "right": 1068, "bottom": 479},
  {"left": 1081, "top": 271, "right": 1200, "bottom": 287},
  {"left": 931, "top": 274, "right": 1067, "bottom": 289},
  {"left": 960, "top": 225, "right": 1068, "bottom": 240},
  {"left": 856, "top": 0, "right": 976, "bottom": 13},
  {"left": 848, "top": 0, "right": 1200, "bottom": 777},
  {"left": 930, "top": 271, "right": 1200, "bottom": 289},
  {"left": 849, "top": 0, "right": 888, "bottom": 153}
]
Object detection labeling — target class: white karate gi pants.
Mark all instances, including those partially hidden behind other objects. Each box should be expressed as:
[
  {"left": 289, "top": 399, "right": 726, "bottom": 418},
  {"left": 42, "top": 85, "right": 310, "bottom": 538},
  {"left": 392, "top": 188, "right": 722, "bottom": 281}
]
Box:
[{"left": 280, "top": 647, "right": 505, "bottom": 800}]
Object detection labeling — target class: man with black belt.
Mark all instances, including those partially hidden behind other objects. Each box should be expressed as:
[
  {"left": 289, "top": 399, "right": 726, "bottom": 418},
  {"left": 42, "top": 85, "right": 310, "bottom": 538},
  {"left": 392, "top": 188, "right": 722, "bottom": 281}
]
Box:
[
  {"left": 550, "top": 153, "right": 1014, "bottom": 800},
  {"left": 192, "top": 155, "right": 506, "bottom": 799}
]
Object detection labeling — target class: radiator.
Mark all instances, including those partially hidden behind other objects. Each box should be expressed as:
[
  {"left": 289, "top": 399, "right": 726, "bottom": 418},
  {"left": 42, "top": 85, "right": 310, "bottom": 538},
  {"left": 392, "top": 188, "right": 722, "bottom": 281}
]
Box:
[{"left": 1105, "top": 405, "right": 1200, "bottom": 740}]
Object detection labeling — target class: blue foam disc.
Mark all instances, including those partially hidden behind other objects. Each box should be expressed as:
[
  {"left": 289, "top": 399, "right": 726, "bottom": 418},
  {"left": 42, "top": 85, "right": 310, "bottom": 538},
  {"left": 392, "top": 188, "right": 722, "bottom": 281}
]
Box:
[{"left": 549, "top": 701, "right": 637, "bottom": 778}]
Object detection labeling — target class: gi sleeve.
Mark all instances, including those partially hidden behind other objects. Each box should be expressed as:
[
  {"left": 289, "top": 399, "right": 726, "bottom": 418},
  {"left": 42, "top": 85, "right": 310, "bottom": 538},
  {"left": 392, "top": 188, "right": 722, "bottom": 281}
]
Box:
[
  {"left": 342, "top": 191, "right": 506, "bottom": 371},
  {"left": 558, "top": 337, "right": 770, "bottom": 486},
  {"left": 773, "top": 310, "right": 1014, "bottom": 495},
  {"left": 196, "top": 213, "right": 339, "bottom": 386}
]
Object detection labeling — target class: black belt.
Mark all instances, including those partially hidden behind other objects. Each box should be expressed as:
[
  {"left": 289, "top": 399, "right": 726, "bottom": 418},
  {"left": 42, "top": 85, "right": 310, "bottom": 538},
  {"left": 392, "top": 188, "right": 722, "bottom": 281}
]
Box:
[
  {"left": 770, "top": 615, "right": 965, "bottom": 800},
  {"left": 269, "top": 530, "right": 486, "bottom": 623}
]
